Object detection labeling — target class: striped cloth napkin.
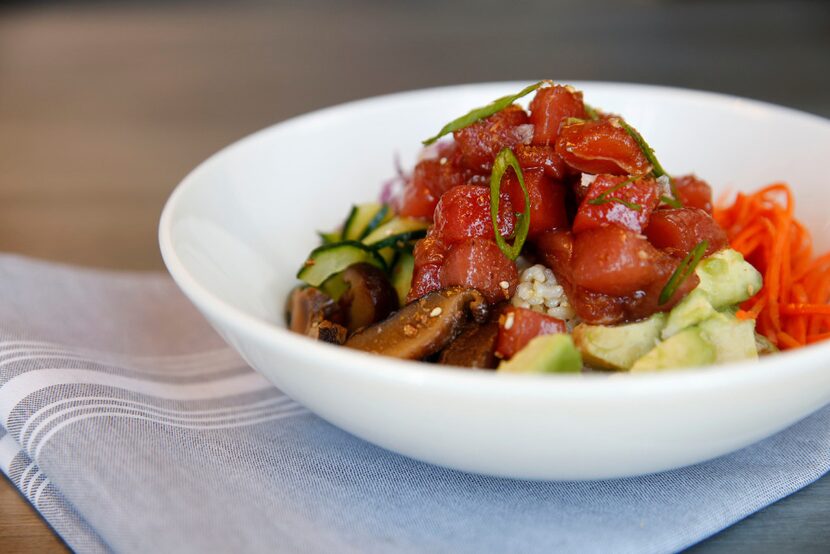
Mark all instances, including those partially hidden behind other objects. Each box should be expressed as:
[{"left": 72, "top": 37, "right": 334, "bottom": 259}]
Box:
[{"left": 1, "top": 254, "right": 828, "bottom": 553}]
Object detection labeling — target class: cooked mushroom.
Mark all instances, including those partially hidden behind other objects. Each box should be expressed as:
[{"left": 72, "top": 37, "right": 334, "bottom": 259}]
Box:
[
  {"left": 308, "top": 319, "right": 348, "bottom": 344},
  {"left": 345, "top": 287, "right": 488, "bottom": 359},
  {"left": 438, "top": 318, "right": 500, "bottom": 369},
  {"left": 339, "top": 263, "right": 398, "bottom": 333},
  {"left": 286, "top": 287, "right": 347, "bottom": 344}
]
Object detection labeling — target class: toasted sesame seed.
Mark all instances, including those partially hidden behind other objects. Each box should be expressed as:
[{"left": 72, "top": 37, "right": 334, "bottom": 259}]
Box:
[
  {"left": 499, "top": 280, "right": 510, "bottom": 290},
  {"left": 504, "top": 312, "right": 515, "bottom": 330},
  {"left": 430, "top": 307, "right": 442, "bottom": 317},
  {"left": 403, "top": 324, "right": 417, "bottom": 337},
  {"left": 439, "top": 157, "right": 448, "bottom": 165}
]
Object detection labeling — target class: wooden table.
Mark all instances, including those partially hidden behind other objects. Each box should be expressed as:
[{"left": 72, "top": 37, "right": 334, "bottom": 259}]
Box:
[{"left": 1, "top": 2, "right": 828, "bottom": 551}]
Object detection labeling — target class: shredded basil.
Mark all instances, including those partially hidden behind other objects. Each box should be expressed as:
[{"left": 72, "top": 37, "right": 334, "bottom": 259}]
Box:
[
  {"left": 658, "top": 240, "right": 708, "bottom": 305},
  {"left": 490, "top": 148, "right": 530, "bottom": 260},
  {"left": 422, "top": 81, "right": 548, "bottom": 145},
  {"left": 587, "top": 177, "right": 642, "bottom": 211}
]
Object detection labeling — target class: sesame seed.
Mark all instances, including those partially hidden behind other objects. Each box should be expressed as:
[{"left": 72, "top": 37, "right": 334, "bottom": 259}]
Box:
[
  {"left": 430, "top": 307, "right": 442, "bottom": 317},
  {"left": 504, "top": 312, "right": 515, "bottom": 330},
  {"left": 499, "top": 280, "right": 510, "bottom": 290},
  {"left": 439, "top": 157, "right": 448, "bottom": 165}
]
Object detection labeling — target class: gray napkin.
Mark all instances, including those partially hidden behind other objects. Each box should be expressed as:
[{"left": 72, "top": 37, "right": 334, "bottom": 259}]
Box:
[{"left": 1, "top": 254, "right": 828, "bottom": 553}]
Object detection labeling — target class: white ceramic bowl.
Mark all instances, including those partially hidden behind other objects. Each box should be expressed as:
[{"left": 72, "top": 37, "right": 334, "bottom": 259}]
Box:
[{"left": 160, "top": 82, "right": 830, "bottom": 480}]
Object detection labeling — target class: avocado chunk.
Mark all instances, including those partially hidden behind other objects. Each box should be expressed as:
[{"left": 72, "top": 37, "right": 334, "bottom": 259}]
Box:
[
  {"left": 662, "top": 289, "right": 716, "bottom": 339},
  {"left": 661, "top": 249, "right": 762, "bottom": 339},
  {"left": 695, "top": 249, "right": 762, "bottom": 308},
  {"left": 498, "top": 334, "right": 582, "bottom": 374},
  {"left": 631, "top": 327, "right": 715, "bottom": 372},
  {"left": 698, "top": 312, "right": 758, "bottom": 363},
  {"left": 573, "top": 313, "right": 666, "bottom": 371}
]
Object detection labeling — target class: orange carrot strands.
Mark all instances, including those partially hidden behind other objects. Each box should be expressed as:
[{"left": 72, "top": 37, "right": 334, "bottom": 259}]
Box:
[
  {"left": 714, "top": 182, "right": 830, "bottom": 350},
  {"left": 735, "top": 309, "right": 755, "bottom": 321},
  {"left": 807, "top": 332, "right": 830, "bottom": 345},
  {"left": 780, "top": 304, "right": 830, "bottom": 316},
  {"left": 777, "top": 331, "right": 802, "bottom": 350}
]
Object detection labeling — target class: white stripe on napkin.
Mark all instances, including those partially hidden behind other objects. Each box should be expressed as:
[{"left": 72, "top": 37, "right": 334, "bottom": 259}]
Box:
[
  {"left": 0, "top": 368, "right": 275, "bottom": 427},
  {"left": 34, "top": 408, "right": 308, "bottom": 460},
  {"left": 0, "top": 432, "right": 20, "bottom": 472},
  {"left": 23, "top": 395, "right": 302, "bottom": 453},
  {"left": 19, "top": 394, "right": 294, "bottom": 450},
  {"left": 0, "top": 341, "right": 244, "bottom": 375}
]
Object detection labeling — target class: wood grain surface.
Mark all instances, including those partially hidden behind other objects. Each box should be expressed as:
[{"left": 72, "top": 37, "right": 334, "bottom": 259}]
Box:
[{"left": 1, "top": 1, "right": 828, "bottom": 552}]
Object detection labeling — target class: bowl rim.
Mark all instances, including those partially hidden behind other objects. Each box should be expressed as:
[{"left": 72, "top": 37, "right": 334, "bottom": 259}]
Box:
[{"left": 159, "top": 80, "right": 830, "bottom": 399}]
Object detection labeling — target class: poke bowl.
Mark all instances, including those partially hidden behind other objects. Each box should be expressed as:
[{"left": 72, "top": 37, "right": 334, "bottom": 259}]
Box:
[{"left": 159, "top": 81, "right": 830, "bottom": 480}]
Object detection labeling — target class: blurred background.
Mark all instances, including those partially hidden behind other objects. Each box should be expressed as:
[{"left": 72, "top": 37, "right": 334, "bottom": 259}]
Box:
[
  {"left": 1, "top": 0, "right": 828, "bottom": 271},
  {"left": 1, "top": 1, "right": 829, "bottom": 551}
]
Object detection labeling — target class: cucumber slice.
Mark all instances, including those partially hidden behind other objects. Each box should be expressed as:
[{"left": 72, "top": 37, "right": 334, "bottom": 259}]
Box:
[
  {"left": 390, "top": 250, "right": 415, "bottom": 305},
  {"left": 367, "top": 230, "right": 428, "bottom": 251},
  {"left": 343, "top": 203, "right": 392, "bottom": 241},
  {"left": 370, "top": 230, "right": 427, "bottom": 265},
  {"left": 362, "top": 217, "right": 430, "bottom": 246},
  {"left": 363, "top": 217, "right": 430, "bottom": 264},
  {"left": 297, "top": 241, "right": 386, "bottom": 287},
  {"left": 320, "top": 272, "right": 349, "bottom": 301},
  {"left": 318, "top": 230, "right": 342, "bottom": 245}
]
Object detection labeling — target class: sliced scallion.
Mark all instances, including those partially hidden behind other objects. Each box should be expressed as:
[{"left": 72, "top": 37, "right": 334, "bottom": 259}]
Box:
[
  {"left": 422, "top": 81, "right": 548, "bottom": 145},
  {"left": 617, "top": 118, "right": 684, "bottom": 207},
  {"left": 587, "top": 176, "right": 642, "bottom": 211},
  {"left": 583, "top": 103, "right": 600, "bottom": 121},
  {"left": 660, "top": 195, "right": 683, "bottom": 209},
  {"left": 658, "top": 240, "right": 708, "bottom": 305},
  {"left": 490, "top": 148, "right": 530, "bottom": 260},
  {"left": 617, "top": 119, "right": 667, "bottom": 178}
]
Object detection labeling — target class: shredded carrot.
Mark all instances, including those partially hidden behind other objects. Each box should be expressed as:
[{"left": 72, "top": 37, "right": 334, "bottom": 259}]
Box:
[
  {"left": 735, "top": 309, "right": 755, "bottom": 321},
  {"left": 714, "top": 183, "right": 830, "bottom": 349}
]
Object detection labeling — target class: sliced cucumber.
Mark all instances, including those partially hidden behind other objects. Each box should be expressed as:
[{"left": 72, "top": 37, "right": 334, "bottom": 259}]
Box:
[
  {"left": 390, "top": 250, "right": 415, "bottom": 305},
  {"left": 318, "top": 230, "right": 342, "bottom": 245},
  {"left": 367, "top": 230, "right": 428, "bottom": 251},
  {"left": 343, "top": 203, "right": 392, "bottom": 241},
  {"left": 297, "top": 241, "right": 386, "bottom": 287},
  {"left": 363, "top": 217, "right": 430, "bottom": 264},
  {"left": 362, "top": 217, "right": 430, "bottom": 246},
  {"left": 320, "top": 272, "right": 349, "bottom": 301}
]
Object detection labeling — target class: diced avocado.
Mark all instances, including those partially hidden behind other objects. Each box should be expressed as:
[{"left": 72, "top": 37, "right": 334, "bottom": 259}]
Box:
[
  {"left": 662, "top": 289, "right": 716, "bottom": 339},
  {"left": 698, "top": 311, "right": 758, "bottom": 364},
  {"left": 631, "top": 327, "right": 715, "bottom": 372},
  {"left": 573, "top": 313, "right": 666, "bottom": 371},
  {"left": 498, "top": 334, "right": 582, "bottom": 374},
  {"left": 695, "top": 249, "right": 762, "bottom": 308},
  {"left": 661, "top": 249, "right": 762, "bottom": 338}
]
